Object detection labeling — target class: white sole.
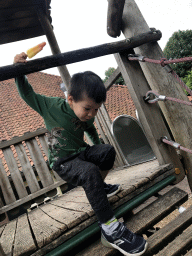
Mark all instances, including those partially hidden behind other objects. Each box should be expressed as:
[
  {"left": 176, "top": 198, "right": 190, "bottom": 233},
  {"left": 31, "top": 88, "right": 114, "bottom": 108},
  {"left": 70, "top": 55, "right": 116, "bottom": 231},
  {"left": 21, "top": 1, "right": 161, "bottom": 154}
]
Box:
[{"left": 107, "top": 185, "right": 121, "bottom": 198}]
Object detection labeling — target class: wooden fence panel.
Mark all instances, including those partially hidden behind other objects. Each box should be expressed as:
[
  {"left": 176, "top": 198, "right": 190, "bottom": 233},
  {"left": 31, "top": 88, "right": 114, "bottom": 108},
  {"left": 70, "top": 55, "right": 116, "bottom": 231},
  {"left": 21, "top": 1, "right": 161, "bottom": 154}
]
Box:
[
  {"left": 38, "top": 135, "right": 63, "bottom": 182},
  {"left": 25, "top": 139, "right": 54, "bottom": 187},
  {"left": 3, "top": 148, "right": 28, "bottom": 199},
  {"left": 0, "top": 158, "right": 16, "bottom": 204},
  {"left": 15, "top": 144, "right": 40, "bottom": 193}
]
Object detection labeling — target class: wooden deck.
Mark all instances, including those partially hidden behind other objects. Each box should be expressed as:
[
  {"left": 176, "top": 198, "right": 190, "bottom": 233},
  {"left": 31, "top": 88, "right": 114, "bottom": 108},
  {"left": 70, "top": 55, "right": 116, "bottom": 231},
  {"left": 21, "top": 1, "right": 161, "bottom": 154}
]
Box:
[{"left": 0, "top": 159, "right": 179, "bottom": 256}]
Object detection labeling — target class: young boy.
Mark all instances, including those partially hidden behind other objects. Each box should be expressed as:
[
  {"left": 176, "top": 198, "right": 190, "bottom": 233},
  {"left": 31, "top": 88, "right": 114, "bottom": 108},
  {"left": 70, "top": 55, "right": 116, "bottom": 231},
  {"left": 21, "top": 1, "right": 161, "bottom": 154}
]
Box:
[{"left": 14, "top": 52, "right": 148, "bottom": 256}]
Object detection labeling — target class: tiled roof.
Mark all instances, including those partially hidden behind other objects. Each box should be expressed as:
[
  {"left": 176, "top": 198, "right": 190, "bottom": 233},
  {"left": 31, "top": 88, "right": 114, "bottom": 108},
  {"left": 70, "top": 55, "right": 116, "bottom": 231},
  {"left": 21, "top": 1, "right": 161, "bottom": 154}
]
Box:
[
  {"left": 0, "top": 72, "right": 64, "bottom": 142},
  {"left": 0, "top": 72, "right": 136, "bottom": 143},
  {"left": 106, "top": 84, "right": 136, "bottom": 120}
]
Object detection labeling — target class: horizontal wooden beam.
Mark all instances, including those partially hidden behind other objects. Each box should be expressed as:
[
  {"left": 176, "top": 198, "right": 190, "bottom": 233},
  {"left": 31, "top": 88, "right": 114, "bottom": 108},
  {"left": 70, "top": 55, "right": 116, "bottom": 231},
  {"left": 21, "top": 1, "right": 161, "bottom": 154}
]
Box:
[
  {"left": 0, "top": 128, "right": 47, "bottom": 149},
  {"left": 0, "top": 30, "right": 161, "bottom": 81}
]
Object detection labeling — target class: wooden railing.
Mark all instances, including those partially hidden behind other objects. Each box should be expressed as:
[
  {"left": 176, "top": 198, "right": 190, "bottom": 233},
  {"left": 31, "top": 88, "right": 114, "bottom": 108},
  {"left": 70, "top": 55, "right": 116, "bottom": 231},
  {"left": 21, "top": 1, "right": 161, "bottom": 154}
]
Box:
[{"left": 0, "top": 129, "right": 67, "bottom": 223}]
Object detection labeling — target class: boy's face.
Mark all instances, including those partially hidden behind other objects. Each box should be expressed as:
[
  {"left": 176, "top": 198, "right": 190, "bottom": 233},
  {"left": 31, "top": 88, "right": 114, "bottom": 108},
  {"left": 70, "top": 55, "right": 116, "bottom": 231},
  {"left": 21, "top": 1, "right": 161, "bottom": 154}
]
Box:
[{"left": 68, "top": 94, "right": 102, "bottom": 122}]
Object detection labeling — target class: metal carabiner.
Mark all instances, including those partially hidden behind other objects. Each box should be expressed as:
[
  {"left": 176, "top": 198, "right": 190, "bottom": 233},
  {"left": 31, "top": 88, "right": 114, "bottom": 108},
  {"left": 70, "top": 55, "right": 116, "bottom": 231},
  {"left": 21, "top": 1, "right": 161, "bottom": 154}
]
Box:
[{"left": 145, "top": 91, "right": 166, "bottom": 104}]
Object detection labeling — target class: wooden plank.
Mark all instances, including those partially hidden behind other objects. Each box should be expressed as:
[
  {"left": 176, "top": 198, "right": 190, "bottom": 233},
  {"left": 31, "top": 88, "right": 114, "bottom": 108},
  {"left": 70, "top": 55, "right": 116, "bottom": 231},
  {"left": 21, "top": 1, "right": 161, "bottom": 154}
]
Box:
[
  {"left": 51, "top": 200, "right": 94, "bottom": 217},
  {"left": 75, "top": 188, "right": 188, "bottom": 256},
  {"left": 0, "top": 158, "right": 16, "bottom": 204},
  {"left": 0, "top": 128, "right": 47, "bottom": 150},
  {"left": 156, "top": 224, "right": 192, "bottom": 256},
  {"left": 58, "top": 186, "right": 118, "bottom": 207},
  {"left": 29, "top": 163, "right": 174, "bottom": 256},
  {"left": 38, "top": 135, "right": 62, "bottom": 181},
  {"left": 28, "top": 208, "right": 67, "bottom": 248},
  {"left": 0, "top": 219, "right": 17, "bottom": 256},
  {"left": 36, "top": 8, "right": 71, "bottom": 89},
  {"left": 30, "top": 215, "right": 97, "bottom": 256},
  {"left": 97, "top": 110, "right": 127, "bottom": 166},
  {"left": 121, "top": 0, "right": 192, "bottom": 190},
  {"left": 25, "top": 139, "right": 54, "bottom": 187},
  {"left": 38, "top": 135, "right": 63, "bottom": 182},
  {"left": 115, "top": 51, "right": 185, "bottom": 183},
  {"left": 0, "top": 179, "right": 66, "bottom": 214},
  {"left": 3, "top": 148, "right": 28, "bottom": 199},
  {"left": 13, "top": 214, "right": 36, "bottom": 256},
  {"left": 15, "top": 143, "right": 40, "bottom": 193},
  {"left": 0, "top": 30, "right": 162, "bottom": 81},
  {"left": 38, "top": 135, "right": 48, "bottom": 158},
  {"left": 112, "top": 165, "right": 175, "bottom": 209},
  {"left": 40, "top": 203, "right": 89, "bottom": 229},
  {"left": 104, "top": 67, "right": 121, "bottom": 90},
  {"left": 51, "top": 187, "right": 96, "bottom": 217},
  {"left": 146, "top": 205, "right": 192, "bottom": 255},
  {"left": 125, "top": 187, "right": 188, "bottom": 233},
  {"left": 106, "top": 160, "right": 160, "bottom": 198}
]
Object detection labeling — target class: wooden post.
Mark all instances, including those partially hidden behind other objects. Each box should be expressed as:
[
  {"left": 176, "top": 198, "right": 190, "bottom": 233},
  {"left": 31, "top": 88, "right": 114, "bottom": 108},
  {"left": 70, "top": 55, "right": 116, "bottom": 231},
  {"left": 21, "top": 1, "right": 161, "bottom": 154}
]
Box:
[
  {"left": 36, "top": 8, "right": 71, "bottom": 88},
  {"left": 121, "top": 0, "right": 192, "bottom": 190},
  {"left": 107, "top": 0, "right": 125, "bottom": 38},
  {"left": 115, "top": 51, "right": 185, "bottom": 183}
]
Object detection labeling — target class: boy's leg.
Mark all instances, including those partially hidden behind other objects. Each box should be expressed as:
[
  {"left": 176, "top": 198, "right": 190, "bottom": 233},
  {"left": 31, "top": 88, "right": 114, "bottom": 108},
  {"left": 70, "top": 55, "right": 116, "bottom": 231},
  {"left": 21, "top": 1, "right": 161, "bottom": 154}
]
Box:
[
  {"left": 55, "top": 156, "right": 114, "bottom": 223},
  {"left": 99, "top": 169, "right": 109, "bottom": 181},
  {"left": 54, "top": 153, "right": 147, "bottom": 255},
  {"left": 82, "top": 144, "right": 121, "bottom": 197}
]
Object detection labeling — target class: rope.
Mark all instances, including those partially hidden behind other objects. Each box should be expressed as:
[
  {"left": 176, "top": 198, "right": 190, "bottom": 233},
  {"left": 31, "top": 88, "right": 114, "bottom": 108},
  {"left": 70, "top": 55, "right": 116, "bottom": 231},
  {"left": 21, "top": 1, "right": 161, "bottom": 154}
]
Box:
[
  {"left": 128, "top": 54, "right": 192, "bottom": 96},
  {"left": 128, "top": 55, "right": 192, "bottom": 66},
  {"left": 162, "top": 137, "right": 192, "bottom": 154}
]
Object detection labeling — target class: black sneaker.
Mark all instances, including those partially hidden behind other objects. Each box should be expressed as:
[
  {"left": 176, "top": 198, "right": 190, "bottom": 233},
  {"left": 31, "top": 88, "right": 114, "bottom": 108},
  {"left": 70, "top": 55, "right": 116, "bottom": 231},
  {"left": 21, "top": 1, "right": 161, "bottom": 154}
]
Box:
[
  {"left": 101, "top": 222, "right": 148, "bottom": 256},
  {"left": 104, "top": 182, "right": 121, "bottom": 198}
]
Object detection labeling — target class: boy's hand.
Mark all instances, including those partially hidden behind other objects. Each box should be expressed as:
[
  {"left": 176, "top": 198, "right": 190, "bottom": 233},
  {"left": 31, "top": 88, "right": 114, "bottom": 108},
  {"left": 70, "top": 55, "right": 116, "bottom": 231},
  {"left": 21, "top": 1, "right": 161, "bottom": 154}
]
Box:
[{"left": 13, "top": 52, "right": 28, "bottom": 64}]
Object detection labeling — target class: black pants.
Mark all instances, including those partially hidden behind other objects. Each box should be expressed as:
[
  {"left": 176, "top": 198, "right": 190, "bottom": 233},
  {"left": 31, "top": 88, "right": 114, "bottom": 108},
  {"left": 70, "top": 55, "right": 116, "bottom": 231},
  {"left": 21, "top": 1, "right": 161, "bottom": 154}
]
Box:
[{"left": 53, "top": 144, "right": 116, "bottom": 223}]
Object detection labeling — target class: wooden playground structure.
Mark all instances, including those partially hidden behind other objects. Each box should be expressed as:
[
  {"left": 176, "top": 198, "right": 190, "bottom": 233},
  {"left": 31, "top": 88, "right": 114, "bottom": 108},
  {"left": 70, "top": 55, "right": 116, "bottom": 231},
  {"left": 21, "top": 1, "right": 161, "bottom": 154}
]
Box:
[{"left": 0, "top": 0, "right": 192, "bottom": 255}]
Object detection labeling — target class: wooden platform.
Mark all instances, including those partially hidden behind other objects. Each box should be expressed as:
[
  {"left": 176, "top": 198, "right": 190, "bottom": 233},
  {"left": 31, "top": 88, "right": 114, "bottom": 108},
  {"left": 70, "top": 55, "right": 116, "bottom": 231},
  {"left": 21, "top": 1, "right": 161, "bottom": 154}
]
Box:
[
  {"left": 0, "top": 159, "right": 182, "bottom": 256},
  {"left": 76, "top": 187, "right": 191, "bottom": 256}
]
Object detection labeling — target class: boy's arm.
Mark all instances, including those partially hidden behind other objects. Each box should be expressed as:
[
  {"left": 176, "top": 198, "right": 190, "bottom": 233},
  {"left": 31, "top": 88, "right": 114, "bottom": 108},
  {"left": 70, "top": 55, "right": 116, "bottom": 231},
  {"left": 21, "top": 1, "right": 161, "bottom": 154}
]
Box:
[
  {"left": 85, "top": 123, "right": 101, "bottom": 145},
  {"left": 14, "top": 52, "right": 51, "bottom": 116},
  {"left": 15, "top": 75, "right": 46, "bottom": 116}
]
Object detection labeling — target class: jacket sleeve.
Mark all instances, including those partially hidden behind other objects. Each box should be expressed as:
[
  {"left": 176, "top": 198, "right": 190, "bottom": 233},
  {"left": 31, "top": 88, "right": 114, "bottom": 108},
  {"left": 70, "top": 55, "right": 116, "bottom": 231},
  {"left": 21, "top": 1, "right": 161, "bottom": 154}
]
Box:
[
  {"left": 15, "top": 76, "right": 53, "bottom": 117},
  {"left": 85, "top": 122, "right": 101, "bottom": 145}
]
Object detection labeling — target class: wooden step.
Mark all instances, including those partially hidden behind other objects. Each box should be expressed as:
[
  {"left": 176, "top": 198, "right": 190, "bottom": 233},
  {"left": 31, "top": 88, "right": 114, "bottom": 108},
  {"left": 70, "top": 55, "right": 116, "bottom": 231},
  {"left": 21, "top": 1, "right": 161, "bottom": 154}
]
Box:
[
  {"left": 76, "top": 187, "right": 188, "bottom": 256},
  {"left": 146, "top": 205, "right": 192, "bottom": 255}
]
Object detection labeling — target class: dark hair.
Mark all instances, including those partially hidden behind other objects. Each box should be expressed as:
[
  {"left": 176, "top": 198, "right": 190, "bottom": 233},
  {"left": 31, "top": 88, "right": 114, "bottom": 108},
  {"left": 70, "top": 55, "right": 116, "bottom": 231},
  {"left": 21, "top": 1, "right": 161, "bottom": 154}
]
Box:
[{"left": 69, "top": 71, "right": 106, "bottom": 103}]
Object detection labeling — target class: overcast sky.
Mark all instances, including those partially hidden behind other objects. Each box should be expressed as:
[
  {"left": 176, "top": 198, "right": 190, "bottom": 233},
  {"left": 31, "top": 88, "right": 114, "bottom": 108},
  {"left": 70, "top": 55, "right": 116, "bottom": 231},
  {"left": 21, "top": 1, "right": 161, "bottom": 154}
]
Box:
[{"left": 1, "top": 0, "right": 192, "bottom": 80}]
